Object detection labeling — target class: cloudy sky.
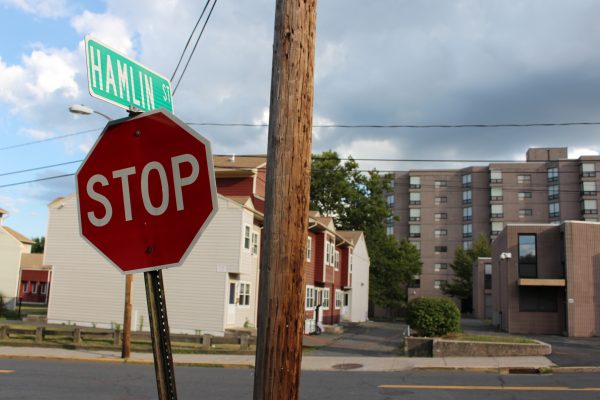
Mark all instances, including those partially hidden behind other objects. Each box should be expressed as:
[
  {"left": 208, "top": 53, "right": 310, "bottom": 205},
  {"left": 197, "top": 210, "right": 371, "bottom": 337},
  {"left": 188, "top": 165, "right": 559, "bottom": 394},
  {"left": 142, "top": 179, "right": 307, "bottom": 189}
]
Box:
[{"left": 1, "top": 0, "right": 600, "bottom": 238}]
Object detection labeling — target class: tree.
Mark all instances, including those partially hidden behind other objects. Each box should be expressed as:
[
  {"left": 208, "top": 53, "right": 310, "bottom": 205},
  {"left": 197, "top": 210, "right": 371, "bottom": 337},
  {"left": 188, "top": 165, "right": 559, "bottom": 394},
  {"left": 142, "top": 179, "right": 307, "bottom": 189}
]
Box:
[
  {"left": 442, "top": 233, "right": 491, "bottom": 311},
  {"left": 31, "top": 237, "right": 45, "bottom": 253},
  {"left": 310, "top": 151, "right": 421, "bottom": 312}
]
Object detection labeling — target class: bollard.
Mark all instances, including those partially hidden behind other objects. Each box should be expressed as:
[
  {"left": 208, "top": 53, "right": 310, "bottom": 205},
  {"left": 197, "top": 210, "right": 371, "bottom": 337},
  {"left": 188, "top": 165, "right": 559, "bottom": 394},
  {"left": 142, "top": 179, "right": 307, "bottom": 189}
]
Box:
[
  {"left": 113, "top": 330, "right": 121, "bottom": 346},
  {"left": 202, "top": 334, "right": 211, "bottom": 350},
  {"left": 73, "top": 327, "right": 82, "bottom": 344},
  {"left": 35, "top": 327, "right": 44, "bottom": 343}
]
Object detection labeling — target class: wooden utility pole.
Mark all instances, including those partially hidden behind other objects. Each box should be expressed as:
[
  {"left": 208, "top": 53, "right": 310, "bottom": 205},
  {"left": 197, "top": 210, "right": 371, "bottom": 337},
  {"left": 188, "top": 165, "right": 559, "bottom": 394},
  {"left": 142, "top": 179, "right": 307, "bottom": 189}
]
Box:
[
  {"left": 253, "top": 1, "right": 317, "bottom": 399},
  {"left": 121, "top": 275, "right": 132, "bottom": 358}
]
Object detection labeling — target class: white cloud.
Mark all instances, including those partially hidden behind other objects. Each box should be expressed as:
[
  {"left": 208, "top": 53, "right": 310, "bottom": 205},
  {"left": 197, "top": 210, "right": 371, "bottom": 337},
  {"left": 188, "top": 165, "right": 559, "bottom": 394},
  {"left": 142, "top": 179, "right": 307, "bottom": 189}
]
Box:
[
  {"left": 335, "top": 138, "right": 402, "bottom": 172},
  {"left": 570, "top": 147, "right": 599, "bottom": 158},
  {"left": 71, "top": 11, "right": 134, "bottom": 55},
  {"left": 20, "top": 128, "right": 54, "bottom": 139},
  {"left": 1, "top": 0, "right": 69, "bottom": 18}
]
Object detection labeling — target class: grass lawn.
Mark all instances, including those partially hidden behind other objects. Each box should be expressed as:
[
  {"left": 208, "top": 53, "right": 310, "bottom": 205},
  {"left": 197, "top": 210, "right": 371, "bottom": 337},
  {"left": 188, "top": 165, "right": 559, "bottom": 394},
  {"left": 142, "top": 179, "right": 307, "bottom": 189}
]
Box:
[{"left": 443, "top": 332, "right": 536, "bottom": 344}]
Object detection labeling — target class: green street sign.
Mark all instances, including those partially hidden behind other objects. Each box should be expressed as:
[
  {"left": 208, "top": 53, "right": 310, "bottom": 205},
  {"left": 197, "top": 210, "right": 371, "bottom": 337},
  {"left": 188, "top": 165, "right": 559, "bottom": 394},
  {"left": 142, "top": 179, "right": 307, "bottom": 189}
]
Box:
[{"left": 84, "top": 36, "right": 173, "bottom": 113}]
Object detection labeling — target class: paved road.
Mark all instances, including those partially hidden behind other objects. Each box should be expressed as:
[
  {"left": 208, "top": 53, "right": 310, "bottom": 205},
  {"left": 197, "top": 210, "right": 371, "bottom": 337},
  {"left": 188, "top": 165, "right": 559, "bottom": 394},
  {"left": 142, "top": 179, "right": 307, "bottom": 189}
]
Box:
[
  {"left": 533, "top": 335, "right": 600, "bottom": 367},
  {"left": 2, "top": 358, "right": 600, "bottom": 399}
]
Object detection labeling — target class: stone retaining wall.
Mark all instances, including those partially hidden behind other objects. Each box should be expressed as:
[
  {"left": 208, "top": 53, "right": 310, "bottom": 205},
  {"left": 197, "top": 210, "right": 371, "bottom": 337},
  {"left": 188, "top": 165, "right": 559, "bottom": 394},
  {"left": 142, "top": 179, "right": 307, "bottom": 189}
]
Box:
[{"left": 405, "top": 337, "right": 551, "bottom": 357}]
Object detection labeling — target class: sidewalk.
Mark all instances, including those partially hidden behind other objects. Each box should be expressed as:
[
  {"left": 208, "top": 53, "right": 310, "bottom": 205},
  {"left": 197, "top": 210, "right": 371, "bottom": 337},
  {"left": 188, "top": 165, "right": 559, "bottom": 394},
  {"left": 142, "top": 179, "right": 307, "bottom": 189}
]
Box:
[{"left": 0, "top": 346, "right": 555, "bottom": 372}]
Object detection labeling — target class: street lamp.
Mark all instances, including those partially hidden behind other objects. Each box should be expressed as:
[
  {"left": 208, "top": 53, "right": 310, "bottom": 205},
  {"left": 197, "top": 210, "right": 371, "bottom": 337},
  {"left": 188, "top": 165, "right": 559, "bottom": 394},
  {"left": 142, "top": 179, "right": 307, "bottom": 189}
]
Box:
[
  {"left": 498, "top": 252, "right": 512, "bottom": 330},
  {"left": 68, "top": 104, "right": 113, "bottom": 121}
]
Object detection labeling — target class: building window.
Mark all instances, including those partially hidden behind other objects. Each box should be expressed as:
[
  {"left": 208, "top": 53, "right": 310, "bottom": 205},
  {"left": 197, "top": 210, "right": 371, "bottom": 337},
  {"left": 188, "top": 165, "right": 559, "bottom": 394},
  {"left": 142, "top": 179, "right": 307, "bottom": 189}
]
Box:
[
  {"left": 434, "top": 212, "right": 447, "bottom": 221},
  {"left": 387, "top": 194, "right": 395, "bottom": 208},
  {"left": 434, "top": 246, "right": 447, "bottom": 253},
  {"left": 518, "top": 191, "right": 532, "bottom": 200},
  {"left": 548, "top": 185, "right": 559, "bottom": 200},
  {"left": 462, "top": 173, "right": 472, "bottom": 188},
  {"left": 22, "top": 281, "right": 29, "bottom": 294},
  {"left": 547, "top": 167, "right": 558, "bottom": 183},
  {"left": 491, "top": 204, "right": 503, "bottom": 218},
  {"left": 435, "top": 180, "right": 447, "bottom": 188},
  {"left": 463, "top": 241, "right": 472, "bottom": 250},
  {"left": 490, "top": 170, "right": 502, "bottom": 183},
  {"left": 408, "top": 274, "right": 420, "bottom": 288},
  {"left": 434, "top": 280, "right": 447, "bottom": 290},
  {"left": 334, "top": 250, "right": 340, "bottom": 270},
  {"left": 335, "top": 290, "right": 343, "bottom": 309},
  {"left": 462, "top": 190, "right": 472, "bottom": 205},
  {"left": 519, "top": 208, "right": 533, "bottom": 217},
  {"left": 581, "top": 181, "right": 597, "bottom": 196},
  {"left": 305, "top": 286, "right": 314, "bottom": 309},
  {"left": 409, "top": 176, "right": 421, "bottom": 189},
  {"left": 238, "top": 282, "right": 251, "bottom": 306},
  {"left": 410, "top": 241, "right": 421, "bottom": 251},
  {"left": 463, "top": 224, "right": 472, "bottom": 238},
  {"left": 484, "top": 263, "right": 492, "bottom": 290},
  {"left": 409, "top": 208, "right": 421, "bottom": 221},
  {"left": 409, "top": 192, "right": 421, "bottom": 205},
  {"left": 549, "top": 203, "right": 560, "bottom": 218},
  {"left": 244, "top": 225, "right": 251, "bottom": 250},
  {"left": 409, "top": 224, "right": 421, "bottom": 238},
  {"left": 518, "top": 234, "right": 537, "bottom": 278},
  {"left": 306, "top": 236, "right": 312, "bottom": 261},
  {"left": 582, "top": 199, "right": 598, "bottom": 214},
  {"left": 490, "top": 187, "right": 503, "bottom": 201},
  {"left": 229, "top": 283, "right": 237, "bottom": 304},
  {"left": 40, "top": 282, "right": 48, "bottom": 295},
  {"left": 434, "top": 263, "right": 448, "bottom": 271},
  {"left": 252, "top": 232, "right": 259, "bottom": 255},
  {"left": 322, "top": 288, "right": 330, "bottom": 309},
  {"left": 386, "top": 225, "right": 394, "bottom": 236},
  {"left": 434, "top": 228, "right": 448, "bottom": 237},
  {"left": 519, "top": 287, "right": 558, "bottom": 312},
  {"left": 31, "top": 282, "right": 38, "bottom": 294},
  {"left": 435, "top": 196, "right": 447, "bottom": 205},
  {"left": 581, "top": 163, "right": 596, "bottom": 177},
  {"left": 390, "top": 178, "right": 395, "bottom": 189},
  {"left": 491, "top": 221, "right": 504, "bottom": 236},
  {"left": 517, "top": 174, "right": 531, "bottom": 184},
  {"left": 349, "top": 249, "right": 353, "bottom": 272},
  {"left": 463, "top": 207, "right": 472, "bottom": 221}
]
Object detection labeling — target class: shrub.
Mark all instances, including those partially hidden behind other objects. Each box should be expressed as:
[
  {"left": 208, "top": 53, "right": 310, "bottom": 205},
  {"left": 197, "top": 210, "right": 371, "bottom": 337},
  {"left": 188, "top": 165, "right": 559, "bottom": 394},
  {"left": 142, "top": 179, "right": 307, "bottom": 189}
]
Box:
[{"left": 406, "top": 297, "right": 460, "bottom": 337}]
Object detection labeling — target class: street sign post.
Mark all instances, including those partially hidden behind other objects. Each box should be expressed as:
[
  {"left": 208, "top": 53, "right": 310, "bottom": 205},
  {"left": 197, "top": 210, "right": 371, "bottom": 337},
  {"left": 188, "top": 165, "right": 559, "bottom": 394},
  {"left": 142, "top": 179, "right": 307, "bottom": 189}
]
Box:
[
  {"left": 76, "top": 109, "right": 217, "bottom": 400},
  {"left": 85, "top": 36, "right": 174, "bottom": 113}
]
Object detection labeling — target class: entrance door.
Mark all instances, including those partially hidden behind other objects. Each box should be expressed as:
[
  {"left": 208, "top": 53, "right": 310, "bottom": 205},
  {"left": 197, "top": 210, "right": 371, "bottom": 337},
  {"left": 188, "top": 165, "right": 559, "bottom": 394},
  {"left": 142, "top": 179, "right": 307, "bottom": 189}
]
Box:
[
  {"left": 227, "top": 282, "right": 237, "bottom": 325},
  {"left": 342, "top": 292, "right": 350, "bottom": 320}
]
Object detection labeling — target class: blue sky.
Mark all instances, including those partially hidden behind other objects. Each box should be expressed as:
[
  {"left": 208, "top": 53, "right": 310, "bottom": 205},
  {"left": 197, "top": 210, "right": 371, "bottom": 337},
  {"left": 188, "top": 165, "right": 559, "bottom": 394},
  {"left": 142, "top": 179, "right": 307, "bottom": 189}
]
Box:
[{"left": 2, "top": 0, "right": 600, "bottom": 239}]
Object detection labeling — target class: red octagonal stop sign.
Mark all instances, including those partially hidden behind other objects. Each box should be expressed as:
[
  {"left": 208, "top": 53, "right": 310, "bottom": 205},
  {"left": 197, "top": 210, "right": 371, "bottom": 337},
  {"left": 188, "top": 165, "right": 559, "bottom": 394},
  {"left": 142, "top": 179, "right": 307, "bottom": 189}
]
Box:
[{"left": 76, "top": 109, "right": 218, "bottom": 274}]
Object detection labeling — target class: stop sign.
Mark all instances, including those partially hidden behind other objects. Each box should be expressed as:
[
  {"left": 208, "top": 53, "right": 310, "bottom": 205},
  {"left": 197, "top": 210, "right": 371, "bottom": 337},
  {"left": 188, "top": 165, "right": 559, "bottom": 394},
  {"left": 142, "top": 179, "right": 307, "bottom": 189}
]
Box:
[{"left": 76, "top": 109, "right": 218, "bottom": 274}]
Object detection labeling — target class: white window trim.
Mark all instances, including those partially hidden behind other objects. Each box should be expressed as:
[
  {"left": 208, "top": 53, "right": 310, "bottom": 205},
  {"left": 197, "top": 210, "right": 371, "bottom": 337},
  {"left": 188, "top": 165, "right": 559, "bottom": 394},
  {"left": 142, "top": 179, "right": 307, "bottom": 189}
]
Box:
[
  {"left": 40, "top": 282, "right": 48, "bottom": 295},
  {"left": 243, "top": 224, "right": 251, "bottom": 251},
  {"left": 334, "top": 250, "right": 340, "bottom": 270},
  {"left": 335, "top": 289, "right": 343, "bottom": 310},
  {"left": 307, "top": 236, "right": 312, "bottom": 262},
  {"left": 322, "top": 288, "right": 330, "bottom": 310},
  {"left": 238, "top": 282, "right": 251, "bottom": 307},
  {"left": 22, "top": 281, "right": 29, "bottom": 294},
  {"left": 305, "top": 285, "right": 315, "bottom": 310},
  {"left": 251, "top": 231, "right": 259, "bottom": 256}
]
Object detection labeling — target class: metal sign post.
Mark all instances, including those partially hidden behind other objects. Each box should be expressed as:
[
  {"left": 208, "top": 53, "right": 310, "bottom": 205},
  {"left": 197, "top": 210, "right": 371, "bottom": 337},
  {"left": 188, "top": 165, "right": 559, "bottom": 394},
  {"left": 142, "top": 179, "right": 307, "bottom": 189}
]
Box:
[{"left": 144, "top": 270, "right": 177, "bottom": 400}]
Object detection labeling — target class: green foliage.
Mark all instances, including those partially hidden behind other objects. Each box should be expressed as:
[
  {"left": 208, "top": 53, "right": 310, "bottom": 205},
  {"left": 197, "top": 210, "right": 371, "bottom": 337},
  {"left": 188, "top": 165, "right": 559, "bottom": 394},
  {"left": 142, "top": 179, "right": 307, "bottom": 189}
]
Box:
[
  {"left": 406, "top": 297, "right": 461, "bottom": 337},
  {"left": 31, "top": 237, "right": 45, "bottom": 253}
]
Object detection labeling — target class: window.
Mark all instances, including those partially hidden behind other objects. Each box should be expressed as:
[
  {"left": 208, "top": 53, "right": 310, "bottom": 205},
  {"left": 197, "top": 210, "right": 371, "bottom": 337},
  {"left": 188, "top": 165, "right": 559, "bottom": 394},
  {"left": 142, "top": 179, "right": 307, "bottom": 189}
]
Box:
[
  {"left": 581, "top": 163, "right": 596, "bottom": 177},
  {"left": 548, "top": 185, "right": 559, "bottom": 200},
  {"left": 386, "top": 225, "right": 394, "bottom": 236},
  {"left": 435, "top": 196, "right": 447, "bottom": 205},
  {"left": 409, "top": 224, "right": 421, "bottom": 238},
  {"left": 462, "top": 190, "right": 472, "bottom": 204},
  {"left": 434, "top": 246, "right": 447, "bottom": 253},
  {"left": 243, "top": 225, "right": 251, "bottom": 250},
  {"left": 22, "top": 281, "right": 28, "bottom": 294},
  {"left": 409, "top": 208, "right": 421, "bottom": 221},
  {"left": 434, "top": 263, "right": 448, "bottom": 271},
  {"left": 434, "top": 229, "right": 447, "bottom": 237},
  {"left": 408, "top": 274, "right": 420, "bottom": 288},
  {"left": 484, "top": 263, "right": 492, "bottom": 290},
  {"left": 490, "top": 170, "right": 502, "bottom": 183},
  {"left": 434, "top": 180, "right": 447, "bottom": 188},
  {"left": 434, "top": 212, "right": 447, "bottom": 221},
  {"left": 518, "top": 234, "right": 537, "bottom": 278},
  {"left": 517, "top": 175, "right": 531, "bottom": 184},
  {"left": 409, "top": 192, "right": 421, "bottom": 205},
  {"left": 335, "top": 290, "right": 343, "bottom": 309},
  {"left": 410, "top": 241, "right": 421, "bottom": 250},
  {"left": 238, "top": 282, "right": 251, "bottom": 306},
  {"left": 582, "top": 199, "right": 598, "bottom": 214},
  {"left": 334, "top": 250, "right": 340, "bottom": 270},
  {"left": 390, "top": 178, "right": 395, "bottom": 188},
  {"left": 547, "top": 167, "right": 558, "bottom": 182},
  {"left": 229, "top": 283, "right": 236, "bottom": 304},
  {"left": 305, "top": 286, "right": 314, "bottom": 309},
  {"left": 322, "top": 288, "right": 330, "bottom": 309},
  {"left": 463, "top": 224, "right": 472, "bottom": 238},
  {"left": 434, "top": 280, "right": 446, "bottom": 289},
  {"left": 386, "top": 194, "right": 394, "bottom": 208},
  {"left": 491, "top": 221, "right": 504, "bottom": 235},
  {"left": 462, "top": 174, "right": 472, "bottom": 188},
  {"left": 409, "top": 176, "right": 421, "bottom": 189},
  {"left": 306, "top": 236, "right": 312, "bottom": 261},
  {"left": 463, "top": 241, "right": 472, "bottom": 250},
  {"left": 491, "top": 204, "right": 503, "bottom": 218},
  {"left": 519, "top": 208, "right": 533, "bottom": 217},
  {"left": 32, "top": 282, "right": 38, "bottom": 294},
  {"left": 549, "top": 203, "right": 560, "bottom": 218},
  {"left": 463, "top": 207, "right": 472, "bottom": 221},
  {"left": 518, "top": 191, "right": 532, "bottom": 200},
  {"left": 252, "top": 232, "right": 259, "bottom": 255},
  {"left": 519, "top": 287, "right": 558, "bottom": 312},
  {"left": 40, "top": 282, "right": 48, "bottom": 295},
  {"left": 490, "top": 187, "right": 503, "bottom": 201},
  {"left": 349, "top": 249, "right": 353, "bottom": 272},
  {"left": 581, "top": 181, "right": 597, "bottom": 196},
  {"left": 325, "top": 240, "right": 331, "bottom": 265}
]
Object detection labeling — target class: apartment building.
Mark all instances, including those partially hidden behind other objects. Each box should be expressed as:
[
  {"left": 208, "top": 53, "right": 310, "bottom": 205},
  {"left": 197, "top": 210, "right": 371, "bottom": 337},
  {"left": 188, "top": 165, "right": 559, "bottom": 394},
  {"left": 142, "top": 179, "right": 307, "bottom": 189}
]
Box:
[{"left": 386, "top": 147, "right": 600, "bottom": 302}]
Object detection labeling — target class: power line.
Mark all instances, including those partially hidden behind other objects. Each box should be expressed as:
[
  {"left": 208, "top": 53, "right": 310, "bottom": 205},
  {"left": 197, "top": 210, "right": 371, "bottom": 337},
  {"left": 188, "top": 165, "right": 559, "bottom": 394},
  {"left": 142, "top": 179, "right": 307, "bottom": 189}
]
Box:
[
  {"left": 0, "top": 160, "right": 83, "bottom": 177},
  {"left": 0, "top": 173, "right": 74, "bottom": 189},
  {"left": 188, "top": 121, "right": 600, "bottom": 129},
  {"left": 0, "top": 128, "right": 101, "bottom": 151}
]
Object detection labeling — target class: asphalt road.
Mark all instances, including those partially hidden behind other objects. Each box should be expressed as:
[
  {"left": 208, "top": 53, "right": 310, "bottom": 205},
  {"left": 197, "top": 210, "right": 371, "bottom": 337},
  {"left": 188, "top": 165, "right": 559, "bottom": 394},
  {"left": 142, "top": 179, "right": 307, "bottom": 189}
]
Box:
[{"left": 3, "top": 358, "right": 600, "bottom": 400}]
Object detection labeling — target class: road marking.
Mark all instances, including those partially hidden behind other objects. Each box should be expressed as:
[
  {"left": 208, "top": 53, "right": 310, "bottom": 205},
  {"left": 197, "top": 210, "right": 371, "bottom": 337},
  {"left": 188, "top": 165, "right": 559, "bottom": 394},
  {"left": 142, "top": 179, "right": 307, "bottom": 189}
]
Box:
[
  {"left": 379, "top": 384, "right": 600, "bottom": 392},
  {"left": 0, "top": 370, "right": 15, "bottom": 374}
]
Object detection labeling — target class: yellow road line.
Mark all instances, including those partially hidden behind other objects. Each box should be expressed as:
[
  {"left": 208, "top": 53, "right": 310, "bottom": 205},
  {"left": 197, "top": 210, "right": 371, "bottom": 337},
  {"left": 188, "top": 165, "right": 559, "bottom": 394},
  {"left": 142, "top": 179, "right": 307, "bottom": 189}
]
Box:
[
  {"left": 0, "top": 370, "right": 15, "bottom": 374},
  {"left": 379, "top": 384, "right": 600, "bottom": 392}
]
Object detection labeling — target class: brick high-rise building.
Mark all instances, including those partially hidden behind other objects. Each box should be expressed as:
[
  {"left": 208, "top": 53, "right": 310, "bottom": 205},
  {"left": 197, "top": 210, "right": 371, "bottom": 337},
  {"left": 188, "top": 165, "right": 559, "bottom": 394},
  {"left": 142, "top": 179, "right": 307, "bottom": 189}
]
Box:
[{"left": 385, "top": 147, "right": 600, "bottom": 303}]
